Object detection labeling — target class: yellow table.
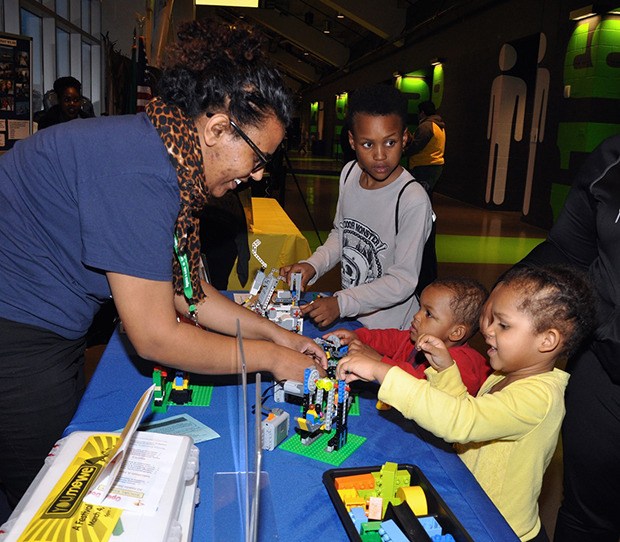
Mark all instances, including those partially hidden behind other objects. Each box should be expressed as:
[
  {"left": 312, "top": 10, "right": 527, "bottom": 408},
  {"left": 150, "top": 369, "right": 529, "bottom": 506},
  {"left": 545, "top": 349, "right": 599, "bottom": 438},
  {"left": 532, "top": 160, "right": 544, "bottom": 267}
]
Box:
[{"left": 227, "top": 197, "right": 312, "bottom": 290}]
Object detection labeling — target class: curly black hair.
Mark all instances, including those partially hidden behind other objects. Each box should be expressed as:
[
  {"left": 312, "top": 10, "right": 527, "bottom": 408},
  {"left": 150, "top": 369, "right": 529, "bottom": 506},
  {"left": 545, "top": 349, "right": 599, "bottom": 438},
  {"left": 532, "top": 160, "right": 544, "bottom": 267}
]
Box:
[
  {"left": 500, "top": 265, "right": 595, "bottom": 359},
  {"left": 157, "top": 19, "right": 292, "bottom": 129},
  {"left": 431, "top": 277, "right": 488, "bottom": 341},
  {"left": 346, "top": 84, "right": 408, "bottom": 133}
]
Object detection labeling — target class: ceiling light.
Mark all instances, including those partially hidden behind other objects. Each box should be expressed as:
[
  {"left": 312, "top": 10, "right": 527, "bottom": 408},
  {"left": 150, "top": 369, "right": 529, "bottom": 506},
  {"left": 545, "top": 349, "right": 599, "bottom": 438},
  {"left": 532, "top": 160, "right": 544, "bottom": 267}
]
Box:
[
  {"left": 430, "top": 57, "right": 445, "bottom": 66},
  {"left": 195, "top": 0, "right": 258, "bottom": 6},
  {"left": 337, "top": 13, "right": 344, "bottom": 19},
  {"left": 323, "top": 21, "right": 331, "bottom": 34}
]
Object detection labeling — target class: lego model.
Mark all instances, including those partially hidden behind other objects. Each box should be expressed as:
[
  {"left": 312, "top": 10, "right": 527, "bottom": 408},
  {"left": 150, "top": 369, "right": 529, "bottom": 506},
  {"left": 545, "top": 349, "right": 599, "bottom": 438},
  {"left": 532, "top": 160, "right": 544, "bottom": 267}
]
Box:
[
  {"left": 153, "top": 366, "right": 168, "bottom": 410},
  {"left": 314, "top": 334, "right": 349, "bottom": 377},
  {"left": 274, "top": 335, "right": 348, "bottom": 403},
  {"left": 295, "top": 367, "right": 351, "bottom": 453},
  {"left": 242, "top": 268, "right": 304, "bottom": 333},
  {"left": 169, "top": 370, "right": 193, "bottom": 405},
  {"left": 153, "top": 367, "right": 193, "bottom": 412},
  {"left": 152, "top": 367, "right": 213, "bottom": 412}
]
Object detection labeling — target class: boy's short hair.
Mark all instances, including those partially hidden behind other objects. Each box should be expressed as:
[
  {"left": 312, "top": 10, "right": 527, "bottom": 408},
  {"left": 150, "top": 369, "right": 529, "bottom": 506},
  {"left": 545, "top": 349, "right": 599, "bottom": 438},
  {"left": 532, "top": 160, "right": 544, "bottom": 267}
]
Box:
[
  {"left": 432, "top": 277, "right": 488, "bottom": 340},
  {"left": 500, "top": 265, "right": 595, "bottom": 359},
  {"left": 346, "top": 84, "right": 408, "bottom": 133}
]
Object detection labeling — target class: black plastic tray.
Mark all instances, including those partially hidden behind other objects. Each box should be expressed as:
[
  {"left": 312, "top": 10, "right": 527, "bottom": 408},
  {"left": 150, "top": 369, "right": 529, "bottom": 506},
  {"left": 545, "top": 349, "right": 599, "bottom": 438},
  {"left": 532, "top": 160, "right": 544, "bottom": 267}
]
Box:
[{"left": 323, "top": 463, "right": 474, "bottom": 542}]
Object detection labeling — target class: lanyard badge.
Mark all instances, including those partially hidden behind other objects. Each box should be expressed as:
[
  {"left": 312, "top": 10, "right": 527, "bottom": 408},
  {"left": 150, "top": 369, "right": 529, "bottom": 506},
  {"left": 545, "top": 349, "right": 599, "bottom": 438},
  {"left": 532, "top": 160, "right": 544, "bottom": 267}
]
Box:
[{"left": 173, "top": 235, "right": 197, "bottom": 317}]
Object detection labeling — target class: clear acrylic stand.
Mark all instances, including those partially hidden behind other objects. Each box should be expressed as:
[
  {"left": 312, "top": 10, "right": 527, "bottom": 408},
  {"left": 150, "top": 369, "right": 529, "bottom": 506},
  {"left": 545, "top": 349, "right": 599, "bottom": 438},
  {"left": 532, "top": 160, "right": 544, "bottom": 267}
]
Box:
[{"left": 212, "top": 321, "right": 279, "bottom": 541}]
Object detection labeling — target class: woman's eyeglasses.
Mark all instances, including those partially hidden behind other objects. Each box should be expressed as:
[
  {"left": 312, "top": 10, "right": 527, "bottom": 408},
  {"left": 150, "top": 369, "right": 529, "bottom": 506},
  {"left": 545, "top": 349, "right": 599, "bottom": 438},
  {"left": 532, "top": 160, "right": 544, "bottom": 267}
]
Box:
[{"left": 229, "top": 119, "right": 273, "bottom": 173}]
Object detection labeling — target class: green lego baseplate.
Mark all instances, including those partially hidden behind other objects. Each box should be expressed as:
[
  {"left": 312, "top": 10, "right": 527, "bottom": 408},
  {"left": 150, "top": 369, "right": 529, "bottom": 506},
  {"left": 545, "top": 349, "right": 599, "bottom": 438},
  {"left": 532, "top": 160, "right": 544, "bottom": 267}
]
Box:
[
  {"left": 151, "top": 382, "right": 213, "bottom": 413},
  {"left": 279, "top": 430, "right": 366, "bottom": 466}
]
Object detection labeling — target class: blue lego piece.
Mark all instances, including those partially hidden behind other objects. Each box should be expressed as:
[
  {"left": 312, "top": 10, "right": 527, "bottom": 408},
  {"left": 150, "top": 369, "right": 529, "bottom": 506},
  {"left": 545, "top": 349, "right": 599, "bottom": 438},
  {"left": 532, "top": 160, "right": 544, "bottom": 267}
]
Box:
[
  {"left": 338, "top": 380, "right": 345, "bottom": 401},
  {"left": 419, "top": 516, "right": 442, "bottom": 538},
  {"left": 378, "top": 519, "right": 409, "bottom": 542},
  {"left": 349, "top": 506, "right": 367, "bottom": 533},
  {"left": 431, "top": 535, "right": 455, "bottom": 542}
]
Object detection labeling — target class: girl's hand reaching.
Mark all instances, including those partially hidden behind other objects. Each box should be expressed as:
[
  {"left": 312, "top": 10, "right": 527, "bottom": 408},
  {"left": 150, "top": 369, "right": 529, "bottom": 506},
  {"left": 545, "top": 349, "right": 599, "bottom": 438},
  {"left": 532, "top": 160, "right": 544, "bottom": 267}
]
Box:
[
  {"left": 415, "top": 333, "right": 455, "bottom": 372},
  {"left": 336, "top": 351, "right": 391, "bottom": 384}
]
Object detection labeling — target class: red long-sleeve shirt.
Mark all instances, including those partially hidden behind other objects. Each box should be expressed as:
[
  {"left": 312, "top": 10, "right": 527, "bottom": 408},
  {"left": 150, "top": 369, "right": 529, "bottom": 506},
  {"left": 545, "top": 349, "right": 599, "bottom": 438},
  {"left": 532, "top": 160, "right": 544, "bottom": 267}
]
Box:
[{"left": 355, "top": 327, "right": 491, "bottom": 396}]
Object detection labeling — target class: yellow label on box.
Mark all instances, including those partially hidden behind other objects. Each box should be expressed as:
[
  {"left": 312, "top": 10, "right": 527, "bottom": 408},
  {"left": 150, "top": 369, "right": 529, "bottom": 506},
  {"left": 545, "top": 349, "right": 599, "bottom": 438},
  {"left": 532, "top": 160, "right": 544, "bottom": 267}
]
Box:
[{"left": 18, "top": 434, "right": 123, "bottom": 542}]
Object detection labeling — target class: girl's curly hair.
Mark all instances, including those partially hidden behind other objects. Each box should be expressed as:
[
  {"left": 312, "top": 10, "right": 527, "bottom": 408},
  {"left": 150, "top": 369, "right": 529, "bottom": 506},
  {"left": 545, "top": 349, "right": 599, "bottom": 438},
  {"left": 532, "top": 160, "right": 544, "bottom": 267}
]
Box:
[
  {"left": 500, "top": 265, "right": 595, "bottom": 359},
  {"left": 157, "top": 19, "right": 291, "bottom": 128}
]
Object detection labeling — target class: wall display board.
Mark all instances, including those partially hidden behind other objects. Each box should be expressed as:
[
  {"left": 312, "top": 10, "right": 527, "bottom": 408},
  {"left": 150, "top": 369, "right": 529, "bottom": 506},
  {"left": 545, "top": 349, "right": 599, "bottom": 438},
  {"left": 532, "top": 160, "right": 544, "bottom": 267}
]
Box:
[{"left": 0, "top": 32, "right": 32, "bottom": 152}]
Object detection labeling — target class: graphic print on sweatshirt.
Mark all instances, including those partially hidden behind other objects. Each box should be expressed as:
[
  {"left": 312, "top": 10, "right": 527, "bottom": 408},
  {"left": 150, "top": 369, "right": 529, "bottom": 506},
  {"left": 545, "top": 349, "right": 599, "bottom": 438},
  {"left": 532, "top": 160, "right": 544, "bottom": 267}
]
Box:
[{"left": 340, "top": 218, "right": 387, "bottom": 288}]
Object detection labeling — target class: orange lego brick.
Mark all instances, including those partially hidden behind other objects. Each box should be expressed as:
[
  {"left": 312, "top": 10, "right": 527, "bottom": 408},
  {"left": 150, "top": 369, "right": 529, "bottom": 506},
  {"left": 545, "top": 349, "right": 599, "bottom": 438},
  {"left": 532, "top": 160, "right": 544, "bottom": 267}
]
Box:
[{"left": 334, "top": 472, "right": 375, "bottom": 490}]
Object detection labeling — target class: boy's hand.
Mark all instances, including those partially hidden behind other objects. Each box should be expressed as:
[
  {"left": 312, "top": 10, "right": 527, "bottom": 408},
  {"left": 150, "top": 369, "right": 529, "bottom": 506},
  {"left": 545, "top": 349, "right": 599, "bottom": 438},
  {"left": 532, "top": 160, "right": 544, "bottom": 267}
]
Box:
[
  {"left": 302, "top": 296, "right": 340, "bottom": 328},
  {"left": 324, "top": 328, "right": 358, "bottom": 345},
  {"left": 336, "top": 352, "right": 391, "bottom": 384},
  {"left": 346, "top": 340, "right": 382, "bottom": 363},
  {"left": 279, "top": 262, "right": 315, "bottom": 290},
  {"left": 415, "top": 333, "right": 454, "bottom": 372}
]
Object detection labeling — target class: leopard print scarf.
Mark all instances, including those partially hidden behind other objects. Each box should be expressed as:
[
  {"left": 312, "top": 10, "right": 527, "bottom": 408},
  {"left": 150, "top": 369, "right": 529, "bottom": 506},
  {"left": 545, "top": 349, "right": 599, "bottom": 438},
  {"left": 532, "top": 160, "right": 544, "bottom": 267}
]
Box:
[{"left": 146, "top": 97, "right": 209, "bottom": 316}]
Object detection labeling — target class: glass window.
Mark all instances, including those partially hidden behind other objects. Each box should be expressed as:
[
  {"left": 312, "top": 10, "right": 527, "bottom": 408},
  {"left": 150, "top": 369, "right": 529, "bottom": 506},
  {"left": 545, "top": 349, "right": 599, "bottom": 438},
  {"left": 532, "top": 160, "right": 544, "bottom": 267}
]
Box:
[
  {"left": 56, "top": 28, "right": 70, "bottom": 77},
  {"left": 20, "top": 9, "right": 42, "bottom": 98},
  {"left": 81, "top": 41, "right": 91, "bottom": 99},
  {"left": 81, "top": 0, "right": 90, "bottom": 33},
  {"left": 56, "top": 0, "right": 68, "bottom": 20},
  {"left": 91, "top": 0, "right": 100, "bottom": 36}
]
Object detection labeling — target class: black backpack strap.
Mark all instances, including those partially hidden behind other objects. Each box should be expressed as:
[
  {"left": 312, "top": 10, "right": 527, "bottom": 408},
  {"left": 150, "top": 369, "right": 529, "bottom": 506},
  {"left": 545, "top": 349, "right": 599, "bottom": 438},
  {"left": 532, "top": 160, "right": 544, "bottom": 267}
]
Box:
[
  {"left": 343, "top": 160, "right": 357, "bottom": 185},
  {"left": 395, "top": 180, "right": 416, "bottom": 235}
]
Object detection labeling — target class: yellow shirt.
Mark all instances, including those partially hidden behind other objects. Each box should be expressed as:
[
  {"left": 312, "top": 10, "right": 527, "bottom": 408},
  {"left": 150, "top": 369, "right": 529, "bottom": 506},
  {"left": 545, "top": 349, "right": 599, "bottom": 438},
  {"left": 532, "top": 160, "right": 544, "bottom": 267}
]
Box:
[
  {"left": 378, "top": 364, "right": 569, "bottom": 541},
  {"left": 409, "top": 121, "right": 445, "bottom": 167}
]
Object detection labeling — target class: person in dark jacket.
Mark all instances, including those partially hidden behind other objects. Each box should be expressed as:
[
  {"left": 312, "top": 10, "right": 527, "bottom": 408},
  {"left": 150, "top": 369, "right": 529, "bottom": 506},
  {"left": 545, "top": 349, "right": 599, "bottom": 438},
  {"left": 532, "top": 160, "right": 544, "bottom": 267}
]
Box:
[
  {"left": 35, "top": 76, "right": 94, "bottom": 130},
  {"left": 519, "top": 134, "right": 620, "bottom": 541}
]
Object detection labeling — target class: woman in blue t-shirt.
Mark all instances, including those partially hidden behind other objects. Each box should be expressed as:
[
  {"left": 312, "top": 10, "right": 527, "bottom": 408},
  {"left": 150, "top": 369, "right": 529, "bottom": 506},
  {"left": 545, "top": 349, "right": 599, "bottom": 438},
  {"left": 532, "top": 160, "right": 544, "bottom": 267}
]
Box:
[{"left": 0, "top": 19, "right": 326, "bottom": 509}]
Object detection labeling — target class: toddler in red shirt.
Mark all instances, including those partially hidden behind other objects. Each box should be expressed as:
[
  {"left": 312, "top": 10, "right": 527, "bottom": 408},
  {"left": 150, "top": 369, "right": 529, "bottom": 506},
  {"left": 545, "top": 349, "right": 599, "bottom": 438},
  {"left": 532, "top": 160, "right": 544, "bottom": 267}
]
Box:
[{"left": 328, "top": 277, "right": 491, "bottom": 395}]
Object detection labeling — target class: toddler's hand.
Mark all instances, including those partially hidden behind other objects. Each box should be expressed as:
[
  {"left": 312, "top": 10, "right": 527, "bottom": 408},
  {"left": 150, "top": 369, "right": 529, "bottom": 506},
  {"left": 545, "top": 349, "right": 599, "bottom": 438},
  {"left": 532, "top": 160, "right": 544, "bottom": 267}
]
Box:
[{"left": 415, "top": 334, "right": 454, "bottom": 372}]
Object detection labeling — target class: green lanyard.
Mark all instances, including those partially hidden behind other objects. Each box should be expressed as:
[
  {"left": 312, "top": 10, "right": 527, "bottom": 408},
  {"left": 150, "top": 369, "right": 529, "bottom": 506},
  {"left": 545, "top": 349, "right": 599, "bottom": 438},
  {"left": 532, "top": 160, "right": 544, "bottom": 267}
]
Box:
[{"left": 173, "top": 234, "right": 197, "bottom": 316}]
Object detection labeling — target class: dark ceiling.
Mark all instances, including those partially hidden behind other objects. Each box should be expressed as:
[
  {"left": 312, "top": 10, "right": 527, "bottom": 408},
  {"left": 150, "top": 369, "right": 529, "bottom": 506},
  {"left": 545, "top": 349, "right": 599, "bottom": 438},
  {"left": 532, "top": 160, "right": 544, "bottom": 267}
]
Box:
[{"left": 196, "top": 0, "right": 469, "bottom": 95}]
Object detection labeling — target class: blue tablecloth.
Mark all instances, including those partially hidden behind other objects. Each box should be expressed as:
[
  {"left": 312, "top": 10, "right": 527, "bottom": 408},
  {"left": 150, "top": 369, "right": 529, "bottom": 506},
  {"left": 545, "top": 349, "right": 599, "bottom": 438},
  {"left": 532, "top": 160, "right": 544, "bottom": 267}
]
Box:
[{"left": 64, "top": 301, "right": 518, "bottom": 542}]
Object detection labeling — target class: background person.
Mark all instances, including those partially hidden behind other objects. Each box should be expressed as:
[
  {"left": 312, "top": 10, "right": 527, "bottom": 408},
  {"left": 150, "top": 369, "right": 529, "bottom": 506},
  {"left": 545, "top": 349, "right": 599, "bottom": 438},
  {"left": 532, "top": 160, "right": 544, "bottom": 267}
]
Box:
[
  {"left": 405, "top": 100, "right": 446, "bottom": 195},
  {"left": 0, "top": 19, "right": 325, "bottom": 509},
  {"left": 519, "top": 134, "right": 620, "bottom": 541},
  {"left": 35, "top": 76, "right": 95, "bottom": 129}
]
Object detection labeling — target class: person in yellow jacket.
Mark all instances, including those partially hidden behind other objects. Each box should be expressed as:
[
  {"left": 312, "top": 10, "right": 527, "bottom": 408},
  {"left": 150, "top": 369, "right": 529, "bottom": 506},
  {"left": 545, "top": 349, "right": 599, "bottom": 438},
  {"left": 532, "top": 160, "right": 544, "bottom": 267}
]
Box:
[
  {"left": 406, "top": 100, "right": 445, "bottom": 195},
  {"left": 337, "top": 265, "right": 595, "bottom": 542}
]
